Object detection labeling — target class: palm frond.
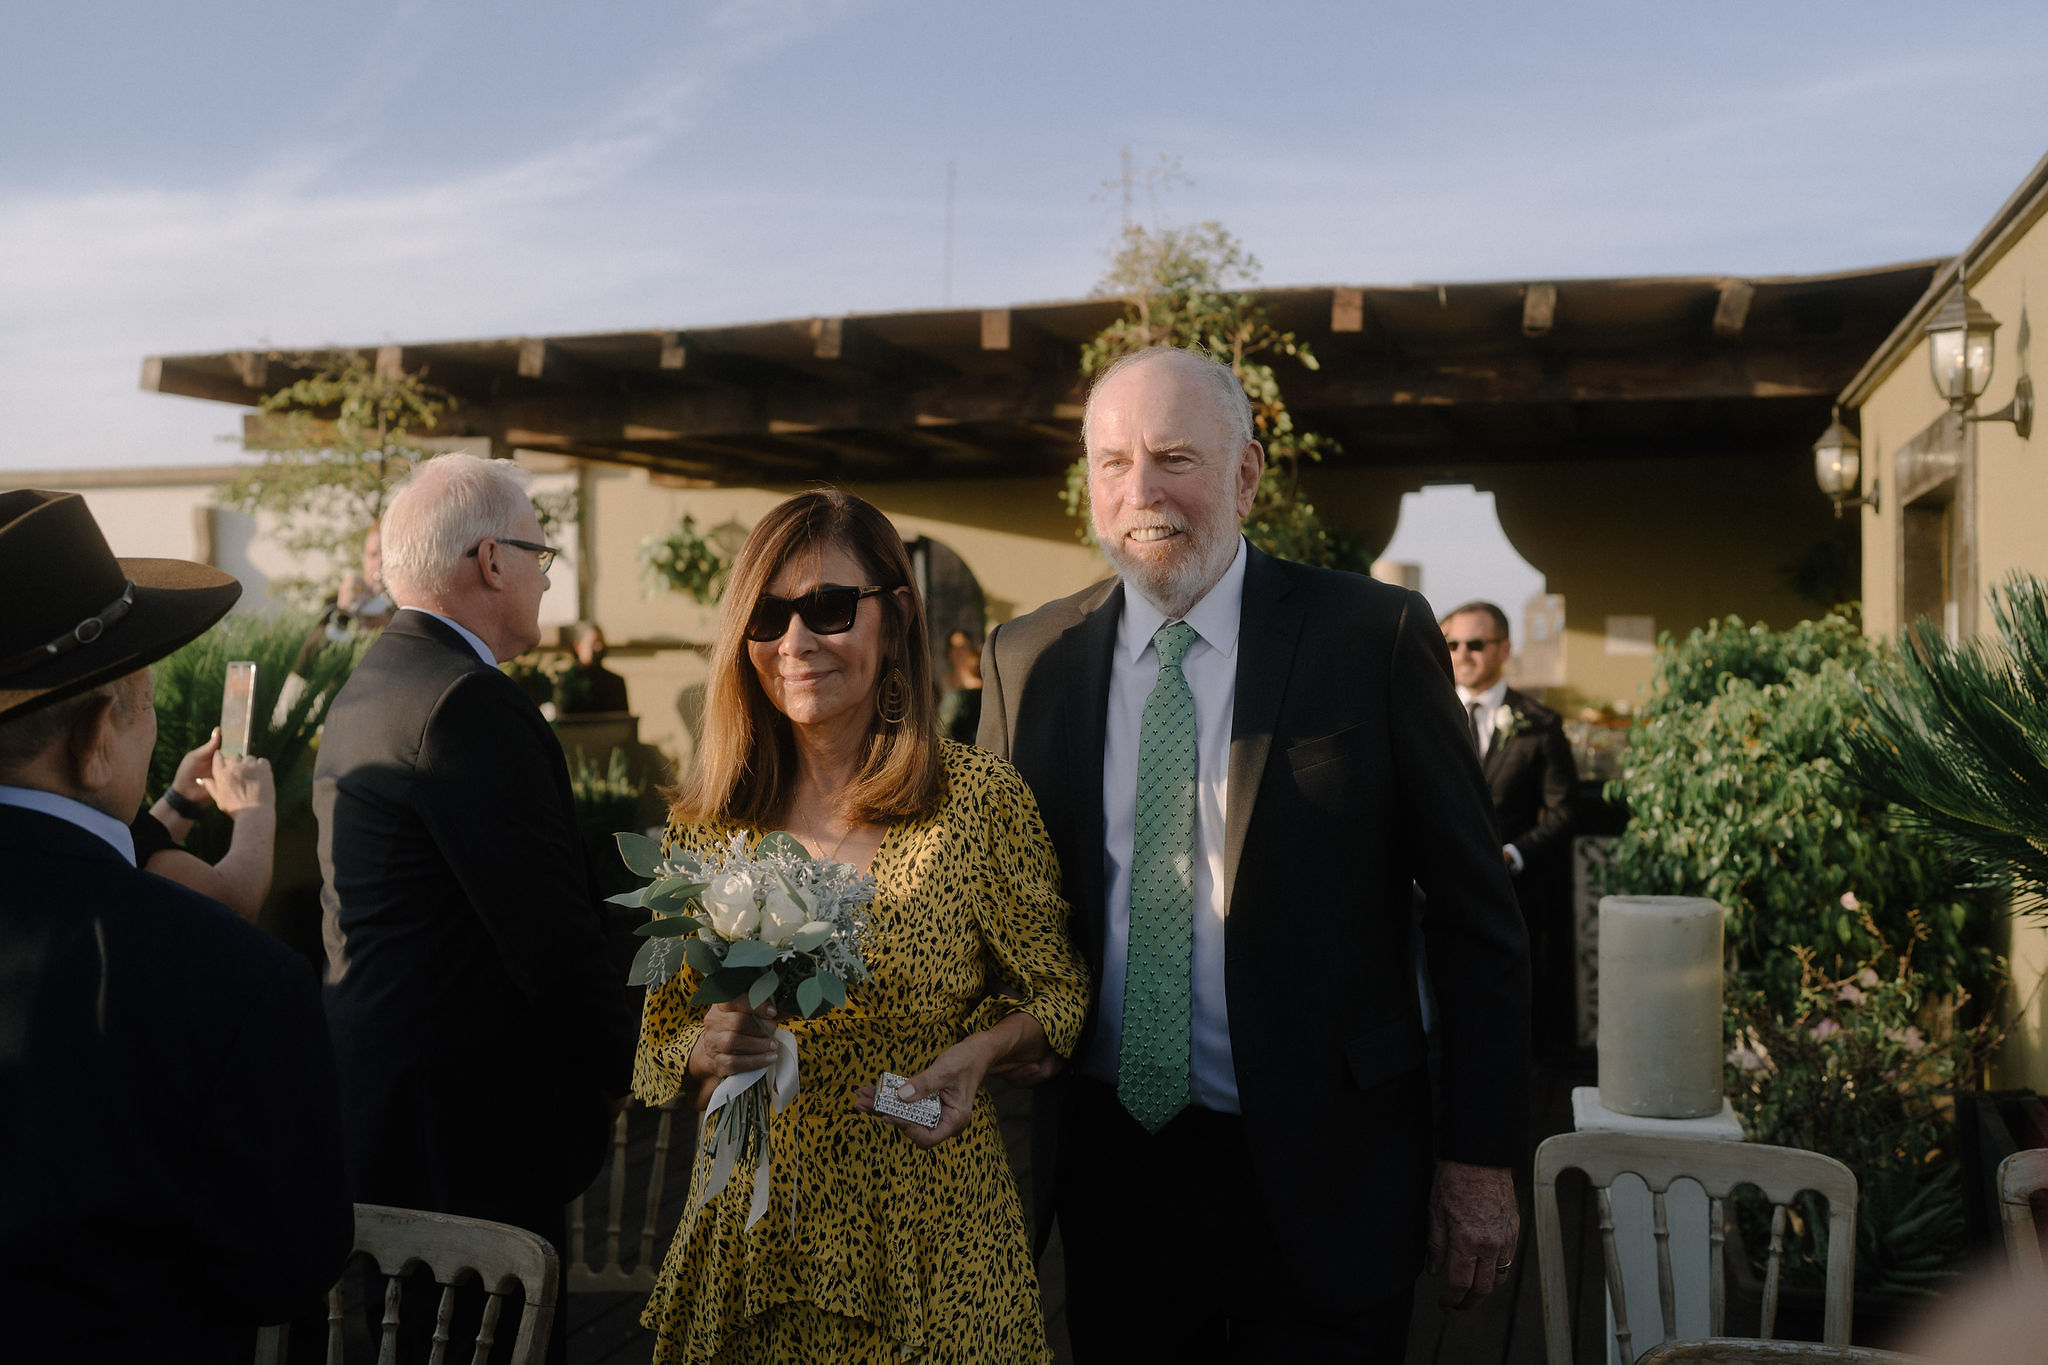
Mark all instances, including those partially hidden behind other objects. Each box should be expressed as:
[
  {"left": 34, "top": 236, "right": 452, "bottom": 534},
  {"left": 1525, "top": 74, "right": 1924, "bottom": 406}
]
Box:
[{"left": 1851, "top": 574, "right": 2048, "bottom": 916}]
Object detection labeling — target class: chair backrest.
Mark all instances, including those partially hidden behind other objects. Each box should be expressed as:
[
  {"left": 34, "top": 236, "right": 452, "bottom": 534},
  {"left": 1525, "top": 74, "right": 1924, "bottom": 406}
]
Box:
[
  {"left": 1996, "top": 1148, "right": 2048, "bottom": 1277},
  {"left": 567, "top": 1097, "right": 688, "bottom": 1293},
  {"left": 253, "top": 1203, "right": 559, "bottom": 1365},
  {"left": 1534, "top": 1131, "right": 1860, "bottom": 1365},
  {"left": 1636, "top": 1339, "right": 1916, "bottom": 1364}
]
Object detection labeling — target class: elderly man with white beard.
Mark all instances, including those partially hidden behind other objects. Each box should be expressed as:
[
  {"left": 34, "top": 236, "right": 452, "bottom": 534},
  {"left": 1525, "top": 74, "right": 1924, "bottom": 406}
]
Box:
[{"left": 979, "top": 346, "right": 1532, "bottom": 1362}]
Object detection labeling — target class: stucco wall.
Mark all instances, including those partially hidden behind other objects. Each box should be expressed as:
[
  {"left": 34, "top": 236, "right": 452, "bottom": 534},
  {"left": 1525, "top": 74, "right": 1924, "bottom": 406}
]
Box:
[
  {"left": 1308, "top": 449, "right": 1848, "bottom": 713},
  {"left": 1852, "top": 193, "right": 2048, "bottom": 1093}
]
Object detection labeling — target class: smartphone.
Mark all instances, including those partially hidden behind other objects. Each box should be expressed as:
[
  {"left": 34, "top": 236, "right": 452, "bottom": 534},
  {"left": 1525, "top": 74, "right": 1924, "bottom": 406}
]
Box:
[{"left": 220, "top": 661, "right": 257, "bottom": 757}]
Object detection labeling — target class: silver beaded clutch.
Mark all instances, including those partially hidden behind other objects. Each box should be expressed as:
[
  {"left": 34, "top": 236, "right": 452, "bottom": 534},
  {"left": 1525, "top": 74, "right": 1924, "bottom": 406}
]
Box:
[{"left": 874, "top": 1072, "right": 942, "bottom": 1129}]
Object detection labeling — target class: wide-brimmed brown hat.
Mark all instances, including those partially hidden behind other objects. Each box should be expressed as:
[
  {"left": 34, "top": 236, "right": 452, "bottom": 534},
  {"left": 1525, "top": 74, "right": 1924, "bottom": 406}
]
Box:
[{"left": 0, "top": 489, "right": 242, "bottom": 722}]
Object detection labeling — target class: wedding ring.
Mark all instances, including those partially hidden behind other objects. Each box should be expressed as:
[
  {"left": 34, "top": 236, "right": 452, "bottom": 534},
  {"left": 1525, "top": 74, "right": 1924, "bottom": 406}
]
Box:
[{"left": 1495, "top": 1259, "right": 1513, "bottom": 1271}]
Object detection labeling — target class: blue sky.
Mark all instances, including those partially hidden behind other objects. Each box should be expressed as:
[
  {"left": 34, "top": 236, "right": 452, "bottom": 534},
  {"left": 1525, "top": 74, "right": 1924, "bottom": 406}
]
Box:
[{"left": 4, "top": 0, "right": 2048, "bottom": 474}]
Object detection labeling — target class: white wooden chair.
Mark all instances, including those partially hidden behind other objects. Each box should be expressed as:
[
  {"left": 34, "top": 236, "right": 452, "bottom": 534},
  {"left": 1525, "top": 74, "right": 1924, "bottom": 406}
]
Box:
[
  {"left": 1995, "top": 1148, "right": 2048, "bottom": 1276},
  {"left": 253, "top": 1203, "right": 558, "bottom": 1365},
  {"left": 1636, "top": 1340, "right": 1917, "bottom": 1363},
  {"left": 567, "top": 1096, "right": 689, "bottom": 1293},
  {"left": 1535, "top": 1131, "right": 1859, "bottom": 1365}
]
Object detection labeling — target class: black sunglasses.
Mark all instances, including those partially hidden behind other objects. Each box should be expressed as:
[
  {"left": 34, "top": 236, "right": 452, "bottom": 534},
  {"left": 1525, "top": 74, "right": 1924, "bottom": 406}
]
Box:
[
  {"left": 466, "top": 537, "right": 562, "bottom": 575},
  {"left": 745, "top": 584, "right": 884, "bottom": 642},
  {"left": 1445, "top": 638, "right": 1503, "bottom": 653}
]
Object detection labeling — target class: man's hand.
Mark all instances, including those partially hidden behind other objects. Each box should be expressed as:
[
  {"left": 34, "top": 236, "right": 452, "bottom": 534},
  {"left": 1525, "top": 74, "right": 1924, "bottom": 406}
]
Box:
[{"left": 1426, "top": 1160, "right": 1520, "bottom": 1309}]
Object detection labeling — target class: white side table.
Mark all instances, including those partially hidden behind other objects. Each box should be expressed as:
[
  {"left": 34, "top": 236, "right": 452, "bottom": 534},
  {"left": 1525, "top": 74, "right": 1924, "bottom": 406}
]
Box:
[{"left": 1571, "top": 1088, "right": 1744, "bottom": 1365}]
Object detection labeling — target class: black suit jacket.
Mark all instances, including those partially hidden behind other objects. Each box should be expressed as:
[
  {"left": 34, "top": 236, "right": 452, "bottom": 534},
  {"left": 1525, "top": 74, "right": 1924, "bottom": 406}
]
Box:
[
  {"left": 980, "top": 547, "right": 1531, "bottom": 1304},
  {"left": 313, "top": 611, "right": 635, "bottom": 1226},
  {"left": 0, "top": 805, "right": 352, "bottom": 1363},
  {"left": 1481, "top": 688, "right": 1578, "bottom": 876}
]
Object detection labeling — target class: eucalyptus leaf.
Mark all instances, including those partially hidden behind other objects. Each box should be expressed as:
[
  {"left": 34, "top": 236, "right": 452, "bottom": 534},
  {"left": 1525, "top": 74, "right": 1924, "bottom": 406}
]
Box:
[
  {"left": 756, "top": 830, "right": 808, "bottom": 861},
  {"left": 617, "top": 831, "right": 666, "bottom": 878},
  {"left": 688, "top": 974, "right": 738, "bottom": 1007},
  {"left": 815, "top": 971, "right": 846, "bottom": 1009},
  {"left": 626, "top": 938, "right": 671, "bottom": 987},
  {"left": 647, "top": 876, "right": 709, "bottom": 907},
  {"left": 790, "top": 921, "right": 836, "bottom": 953},
  {"left": 723, "top": 939, "right": 780, "bottom": 969},
  {"left": 682, "top": 936, "right": 721, "bottom": 976},
  {"left": 633, "top": 916, "right": 699, "bottom": 939},
  {"left": 604, "top": 888, "right": 647, "bottom": 908},
  {"left": 748, "top": 967, "right": 780, "bottom": 1009}
]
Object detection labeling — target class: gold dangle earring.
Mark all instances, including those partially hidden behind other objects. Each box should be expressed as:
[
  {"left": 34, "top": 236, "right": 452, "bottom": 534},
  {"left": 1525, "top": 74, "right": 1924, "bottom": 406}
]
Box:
[{"left": 876, "top": 665, "right": 910, "bottom": 725}]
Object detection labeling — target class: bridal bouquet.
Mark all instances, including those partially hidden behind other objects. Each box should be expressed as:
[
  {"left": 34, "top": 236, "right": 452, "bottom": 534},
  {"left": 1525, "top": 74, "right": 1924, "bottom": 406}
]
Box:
[{"left": 613, "top": 829, "right": 874, "bottom": 1226}]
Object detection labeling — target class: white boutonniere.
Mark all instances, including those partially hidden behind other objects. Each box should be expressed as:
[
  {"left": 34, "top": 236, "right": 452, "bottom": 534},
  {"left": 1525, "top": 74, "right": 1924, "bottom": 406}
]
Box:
[{"left": 1494, "top": 704, "right": 1529, "bottom": 741}]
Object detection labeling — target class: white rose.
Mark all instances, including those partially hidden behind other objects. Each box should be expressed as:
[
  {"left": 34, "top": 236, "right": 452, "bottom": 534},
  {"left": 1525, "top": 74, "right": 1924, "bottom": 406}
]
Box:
[
  {"left": 702, "top": 870, "right": 761, "bottom": 939},
  {"left": 1494, "top": 704, "right": 1515, "bottom": 734},
  {"left": 758, "top": 882, "right": 810, "bottom": 948}
]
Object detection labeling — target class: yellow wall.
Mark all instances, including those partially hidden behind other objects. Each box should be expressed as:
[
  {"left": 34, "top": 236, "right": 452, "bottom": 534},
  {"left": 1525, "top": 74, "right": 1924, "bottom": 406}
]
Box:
[
  {"left": 1309, "top": 449, "right": 1848, "bottom": 712},
  {"left": 1854, "top": 194, "right": 2048, "bottom": 1093}
]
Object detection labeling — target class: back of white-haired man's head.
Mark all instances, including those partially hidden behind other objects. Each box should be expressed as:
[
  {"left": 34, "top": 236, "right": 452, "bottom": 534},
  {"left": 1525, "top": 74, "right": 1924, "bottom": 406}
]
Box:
[{"left": 381, "top": 453, "right": 534, "bottom": 603}]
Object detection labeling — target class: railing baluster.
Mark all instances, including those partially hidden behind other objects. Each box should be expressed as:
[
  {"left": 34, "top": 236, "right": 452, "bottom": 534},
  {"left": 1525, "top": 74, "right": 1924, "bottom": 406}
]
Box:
[
  {"left": 1596, "top": 1186, "right": 1636, "bottom": 1365},
  {"left": 1708, "top": 1195, "right": 1726, "bottom": 1337},
  {"left": 1651, "top": 1188, "right": 1677, "bottom": 1348},
  {"left": 1761, "top": 1202, "right": 1788, "bottom": 1339},
  {"left": 375, "top": 1274, "right": 403, "bottom": 1365}
]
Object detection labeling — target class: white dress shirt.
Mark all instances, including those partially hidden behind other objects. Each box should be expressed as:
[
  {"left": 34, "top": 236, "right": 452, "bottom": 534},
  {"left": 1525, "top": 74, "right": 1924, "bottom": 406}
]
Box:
[
  {"left": 1081, "top": 537, "right": 1247, "bottom": 1113},
  {"left": 397, "top": 606, "right": 498, "bottom": 666},
  {"left": 1455, "top": 678, "right": 1521, "bottom": 874},
  {"left": 0, "top": 784, "right": 136, "bottom": 865}
]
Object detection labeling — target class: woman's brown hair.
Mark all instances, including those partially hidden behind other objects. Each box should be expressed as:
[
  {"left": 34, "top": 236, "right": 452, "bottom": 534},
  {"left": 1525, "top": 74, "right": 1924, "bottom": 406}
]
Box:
[{"left": 671, "top": 489, "right": 946, "bottom": 828}]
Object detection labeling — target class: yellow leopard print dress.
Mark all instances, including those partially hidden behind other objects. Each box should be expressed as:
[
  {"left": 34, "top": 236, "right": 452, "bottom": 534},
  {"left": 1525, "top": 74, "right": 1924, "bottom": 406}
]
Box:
[{"left": 633, "top": 741, "right": 1089, "bottom": 1364}]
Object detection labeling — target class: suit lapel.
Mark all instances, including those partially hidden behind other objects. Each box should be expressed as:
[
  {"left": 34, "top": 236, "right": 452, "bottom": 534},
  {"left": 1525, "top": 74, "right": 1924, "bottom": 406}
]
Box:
[
  {"left": 1481, "top": 690, "right": 1518, "bottom": 779},
  {"left": 1224, "top": 549, "right": 1303, "bottom": 913},
  {"left": 1064, "top": 583, "right": 1122, "bottom": 967}
]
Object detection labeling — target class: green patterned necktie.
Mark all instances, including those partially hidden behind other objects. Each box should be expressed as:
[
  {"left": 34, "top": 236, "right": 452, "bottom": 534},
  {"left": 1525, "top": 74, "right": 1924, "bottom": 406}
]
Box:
[{"left": 1118, "top": 619, "right": 1200, "bottom": 1134}]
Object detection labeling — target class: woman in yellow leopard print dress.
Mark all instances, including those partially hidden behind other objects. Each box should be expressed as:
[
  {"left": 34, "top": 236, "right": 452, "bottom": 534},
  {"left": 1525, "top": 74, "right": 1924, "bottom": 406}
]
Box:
[{"left": 634, "top": 491, "right": 1089, "bottom": 1364}]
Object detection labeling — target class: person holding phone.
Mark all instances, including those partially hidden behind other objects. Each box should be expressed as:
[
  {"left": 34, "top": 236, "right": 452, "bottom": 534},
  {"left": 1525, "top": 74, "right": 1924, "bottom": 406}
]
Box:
[
  {"left": 133, "top": 726, "right": 277, "bottom": 922},
  {"left": 633, "top": 489, "right": 1088, "bottom": 1365}
]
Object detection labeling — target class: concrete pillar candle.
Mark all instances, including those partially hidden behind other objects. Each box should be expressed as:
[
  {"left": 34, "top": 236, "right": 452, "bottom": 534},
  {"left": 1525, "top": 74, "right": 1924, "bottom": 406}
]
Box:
[{"left": 1597, "top": 895, "right": 1725, "bottom": 1119}]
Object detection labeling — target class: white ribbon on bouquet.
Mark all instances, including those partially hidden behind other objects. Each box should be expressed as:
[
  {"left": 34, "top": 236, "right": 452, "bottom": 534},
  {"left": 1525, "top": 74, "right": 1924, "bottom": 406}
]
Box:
[{"left": 697, "top": 1026, "right": 801, "bottom": 1228}]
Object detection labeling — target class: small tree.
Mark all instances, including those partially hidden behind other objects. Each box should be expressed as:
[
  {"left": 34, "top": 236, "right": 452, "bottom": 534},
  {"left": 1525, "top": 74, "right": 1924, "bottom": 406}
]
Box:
[
  {"left": 222, "top": 350, "right": 451, "bottom": 601},
  {"left": 1064, "top": 164, "right": 1366, "bottom": 572}
]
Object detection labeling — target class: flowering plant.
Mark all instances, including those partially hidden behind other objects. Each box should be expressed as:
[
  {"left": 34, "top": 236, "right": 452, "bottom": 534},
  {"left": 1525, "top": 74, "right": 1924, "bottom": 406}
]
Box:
[
  {"left": 1722, "top": 913, "right": 2004, "bottom": 1298},
  {"left": 613, "top": 828, "right": 874, "bottom": 1226}
]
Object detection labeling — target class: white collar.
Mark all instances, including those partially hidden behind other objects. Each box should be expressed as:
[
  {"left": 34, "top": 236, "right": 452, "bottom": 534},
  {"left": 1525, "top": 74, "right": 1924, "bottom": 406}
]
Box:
[
  {"left": 0, "top": 784, "right": 137, "bottom": 865},
  {"left": 1117, "top": 536, "right": 1247, "bottom": 664},
  {"left": 1456, "top": 679, "right": 1510, "bottom": 712},
  {"left": 398, "top": 606, "right": 499, "bottom": 666}
]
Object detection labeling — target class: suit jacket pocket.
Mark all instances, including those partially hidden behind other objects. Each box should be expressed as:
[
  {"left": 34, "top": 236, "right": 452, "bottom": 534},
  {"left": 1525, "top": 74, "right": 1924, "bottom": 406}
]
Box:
[
  {"left": 1285, "top": 720, "right": 1371, "bottom": 774},
  {"left": 1344, "top": 1016, "right": 1430, "bottom": 1092}
]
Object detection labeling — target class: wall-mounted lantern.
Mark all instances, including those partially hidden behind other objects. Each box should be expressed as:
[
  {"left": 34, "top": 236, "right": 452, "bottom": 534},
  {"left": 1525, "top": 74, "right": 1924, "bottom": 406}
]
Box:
[
  {"left": 1925, "top": 279, "right": 2033, "bottom": 436},
  {"left": 1813, "top": 407, "right": 1878, "bottom": 518}
]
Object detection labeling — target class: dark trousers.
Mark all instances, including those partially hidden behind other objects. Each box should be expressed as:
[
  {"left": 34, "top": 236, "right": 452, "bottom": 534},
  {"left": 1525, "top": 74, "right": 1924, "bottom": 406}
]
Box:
[{"left": 1056, "top": 1077, "right": 1413, "bottom": 1365}]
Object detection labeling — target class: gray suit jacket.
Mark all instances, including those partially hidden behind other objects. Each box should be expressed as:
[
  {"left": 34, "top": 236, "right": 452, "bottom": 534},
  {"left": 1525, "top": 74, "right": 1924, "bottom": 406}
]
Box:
[{"left": 980, "top": 545, "right": 1531, "bottom": 1302}]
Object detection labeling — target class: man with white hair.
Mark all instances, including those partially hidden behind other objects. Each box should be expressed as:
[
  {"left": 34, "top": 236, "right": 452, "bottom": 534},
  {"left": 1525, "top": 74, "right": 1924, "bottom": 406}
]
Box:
[
  {"left": 314, "top": 453, "right": 634, "bottom": 1363},
  {"left": 981, "top": 347, "right": 1531, "bottom": 1361}
]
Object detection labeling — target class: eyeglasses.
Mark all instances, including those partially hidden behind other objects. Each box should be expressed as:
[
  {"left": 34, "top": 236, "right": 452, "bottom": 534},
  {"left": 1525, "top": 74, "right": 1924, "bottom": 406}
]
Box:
[
  {"left": 745, "top": 584, "right": 884, "bottom": 642},
  {"left": 1444, "top": 638, "right": 1503, "bottom": 653},
  {"left": 466, "top": 537, "right": 562, "bottom": 575}
]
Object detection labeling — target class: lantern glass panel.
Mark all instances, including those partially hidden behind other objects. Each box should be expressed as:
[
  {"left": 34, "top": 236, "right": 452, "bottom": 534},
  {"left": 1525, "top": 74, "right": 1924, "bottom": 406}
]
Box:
[
  {"left": 1930, "top": 327, "right": 1967, "bottom": 401},
  {"left": 1814, "top": 437, "right": 1858, "bottom": 497},
  {"left": 1965, "top": 329, "right": 1996, "bottom": 400}
]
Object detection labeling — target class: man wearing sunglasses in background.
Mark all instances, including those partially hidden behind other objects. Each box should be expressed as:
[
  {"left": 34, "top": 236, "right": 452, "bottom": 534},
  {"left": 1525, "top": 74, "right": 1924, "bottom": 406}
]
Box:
[
  {"left": 314, "top": 453, "right": 635, "bottom": 1365},
  {"left": 1439, "top": 601, "right": 1579, "bottom": 1059}
]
